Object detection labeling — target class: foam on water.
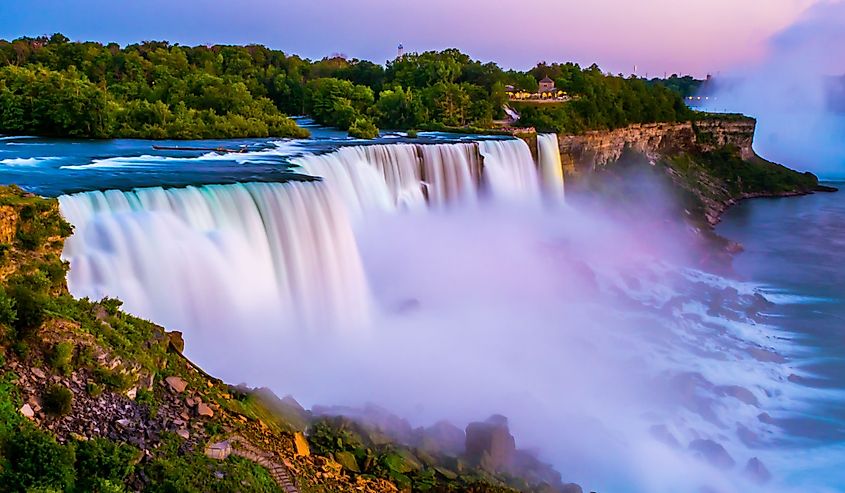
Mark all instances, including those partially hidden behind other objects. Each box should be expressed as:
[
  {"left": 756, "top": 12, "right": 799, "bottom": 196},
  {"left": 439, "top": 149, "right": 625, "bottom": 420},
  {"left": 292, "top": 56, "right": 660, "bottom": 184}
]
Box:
[{"left": 56, "top": 139, "right": 841, "bottom": 492}]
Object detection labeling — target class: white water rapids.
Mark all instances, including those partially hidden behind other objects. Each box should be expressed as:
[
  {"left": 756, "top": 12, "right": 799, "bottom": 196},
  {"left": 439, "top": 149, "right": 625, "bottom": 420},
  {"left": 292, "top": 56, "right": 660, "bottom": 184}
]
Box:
[{"left": 57, "top": 137, "right": 827, "bottom": 493}]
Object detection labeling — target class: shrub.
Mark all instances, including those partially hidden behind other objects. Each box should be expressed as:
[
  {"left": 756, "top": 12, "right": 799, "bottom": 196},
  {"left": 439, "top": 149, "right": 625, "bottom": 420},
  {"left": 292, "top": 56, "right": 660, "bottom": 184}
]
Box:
[
  {"left": 406, "top": 129, "right": 419, "bottom": 138},
  {"left": 0, "top": 424, "right": 76, "bottom": 493},
  {"left": 7, "top": 285, "right": 47, "bottom": 339},
  {"left": 86, "top": 382, "right": 103, "bottom": 398},
  {"left": 93, "top": 367, "right": 133, "bottom": 392},
  {"left": 74, "top": 438, "right": 139, "bottom": 492},
  {"left": 43, "top": 384, "right": 73, "bottom": 416},
  {"left": 50, "top": 342, "right": 74, "bottom": 375},
  {"left": 348, "top": 118, "right": 379, "bottom": 139}
]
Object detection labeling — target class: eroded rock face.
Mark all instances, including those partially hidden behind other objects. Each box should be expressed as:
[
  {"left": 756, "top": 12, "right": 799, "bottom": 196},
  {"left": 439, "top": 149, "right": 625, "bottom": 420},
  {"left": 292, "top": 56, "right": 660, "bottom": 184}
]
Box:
[
  {"left": 465, "top": 415, "right": 516, "bottom": 472},
  {"left": 557, "top": 120, "right": 756, "bottom": 175}
]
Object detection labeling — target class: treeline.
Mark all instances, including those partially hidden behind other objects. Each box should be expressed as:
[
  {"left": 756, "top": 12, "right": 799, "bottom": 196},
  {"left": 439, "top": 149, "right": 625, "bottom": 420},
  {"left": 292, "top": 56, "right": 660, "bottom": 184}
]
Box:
[
  {"left": 0, "top": 34, "right": 696, "bottom": 139},
  {"left": 513, "top": 63, "right": 694, "bottom": 134}
]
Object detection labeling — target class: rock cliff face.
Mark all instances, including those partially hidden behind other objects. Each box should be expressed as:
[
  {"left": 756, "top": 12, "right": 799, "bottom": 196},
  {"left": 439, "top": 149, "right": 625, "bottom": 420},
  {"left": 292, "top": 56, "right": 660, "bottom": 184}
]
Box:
[
  {"left": 556, "top": 118, "right": 756, "bottom": 175},
  {"left": 549, "top": 116, "right": 824, "bottom": 227}
]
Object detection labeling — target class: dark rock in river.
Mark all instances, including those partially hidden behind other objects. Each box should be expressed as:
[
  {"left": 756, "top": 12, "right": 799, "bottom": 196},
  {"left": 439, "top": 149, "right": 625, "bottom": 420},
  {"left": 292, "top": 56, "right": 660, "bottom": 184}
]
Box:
[
  {"left": 689, "top": 439, "right": 736, "bottom": 469},
  {"left": 744, "top": 457, "right": 772, "bottom": 484}
]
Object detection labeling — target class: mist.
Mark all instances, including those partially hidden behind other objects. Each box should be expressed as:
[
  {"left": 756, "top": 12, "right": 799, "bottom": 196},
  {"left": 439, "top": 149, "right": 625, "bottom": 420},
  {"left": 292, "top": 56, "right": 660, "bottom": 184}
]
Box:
[
  {"left": 703, "top": 0, "right": 845, "bottom": 179},
  {"left": 59, "top": 158, "right": 826, "bottom": 492}
]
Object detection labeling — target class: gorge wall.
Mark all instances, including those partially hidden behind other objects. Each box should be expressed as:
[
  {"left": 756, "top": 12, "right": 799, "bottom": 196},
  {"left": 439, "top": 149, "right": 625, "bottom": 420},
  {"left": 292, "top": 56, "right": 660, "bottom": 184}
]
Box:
[
  {"left": 534, "top": 116, "right": 821, "bottom": 227},
  {"left": 554, "top": 118, "right": 757, "bottom": 175}
]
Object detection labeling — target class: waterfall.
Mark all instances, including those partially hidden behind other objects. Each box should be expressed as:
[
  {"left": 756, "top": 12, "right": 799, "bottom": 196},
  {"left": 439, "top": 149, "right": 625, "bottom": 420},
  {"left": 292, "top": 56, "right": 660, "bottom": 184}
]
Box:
[
  {"left": 292, "top": 142, "right": 484, "bottom": 217},
  {"left": 59, "top": 181, "right": 371, "bottom": 334},
  {"left": 294, "top": 139, "right": 548, "bottom": 218},
  {"left": 478, "top": 139, "right": 541, "bottom": 202},
  {"left": 59, "top": 139, "right": 557, "bottom": 337},
  {"left": 537, "top": 134, "right": 566, "bottom": 201}
]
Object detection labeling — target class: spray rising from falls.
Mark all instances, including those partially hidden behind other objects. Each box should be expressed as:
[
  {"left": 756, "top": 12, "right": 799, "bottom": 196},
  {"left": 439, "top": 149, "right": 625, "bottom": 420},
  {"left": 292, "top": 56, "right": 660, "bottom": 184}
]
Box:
[{"left": 56, "top": 138, "right": 820, "bottom": 492}]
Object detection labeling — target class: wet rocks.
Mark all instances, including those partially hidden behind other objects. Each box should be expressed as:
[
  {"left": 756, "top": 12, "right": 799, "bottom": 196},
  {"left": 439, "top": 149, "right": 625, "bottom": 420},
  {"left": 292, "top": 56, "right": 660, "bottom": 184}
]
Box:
[
  {"left": 744, "top": 457, "right": 772, "bottom": 484},
  {"left": 689, "top": 439, "right": 735, "bottom": 469}
]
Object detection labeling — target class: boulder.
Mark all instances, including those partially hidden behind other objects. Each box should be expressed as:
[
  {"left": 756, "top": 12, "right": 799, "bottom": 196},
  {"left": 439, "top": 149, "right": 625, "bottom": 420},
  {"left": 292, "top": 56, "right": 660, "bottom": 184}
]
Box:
[
  {"left": 31, "top": 368, "right": 46, "bottom": 380},
  {"left": 19, "top": 404, "right": 35, "bottom": 419},
  {"left": 689, "top": 439, "right": 735, "bottom": 469},
  {"left": 167, "top": 331, "right": 185, "bottom": 353},
  {"left": 744, "top": 457, "right": 772, "bottom": 484},
  {"left": 294, "top": 431, "right": 310, "bottom": 457},
  {"left": 334, "top": 451, "right": 360, "bottom": 472},
  {"left": 465, "top": 415, "right": 516, "bottom": 472},
  {"left": 197, "top": 402, "right": 214, "bottom": 418},
  {"left": 165, "top": 376, "right": 187, "bottom": 393},
  {"left": 205, "top": 441, "right": 231, "bottom": 460}
]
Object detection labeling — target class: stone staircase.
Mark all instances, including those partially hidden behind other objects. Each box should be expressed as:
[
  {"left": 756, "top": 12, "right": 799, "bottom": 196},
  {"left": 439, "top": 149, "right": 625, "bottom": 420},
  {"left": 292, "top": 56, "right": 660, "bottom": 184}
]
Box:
[{"left": 226, "top": 435, "right": 300, "bottom": 493}]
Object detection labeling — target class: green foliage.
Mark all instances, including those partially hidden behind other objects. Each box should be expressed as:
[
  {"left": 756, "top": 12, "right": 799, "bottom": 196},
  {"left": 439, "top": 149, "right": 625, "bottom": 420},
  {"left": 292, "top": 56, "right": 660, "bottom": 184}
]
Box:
[
  {"left": 14, "top": 201, "right": 72, "bottom": 252},
  {"left": 514, "top": 68, "right": 692, "bottom": 134},
  {"left": 0, "top": 424, "right": 76, "bottom": 493},
  {"left": 49, "top": 342, "right": 74, "bottom": 375},
  {"left": 0, "top": 36, "right": 695, "bottom": 138},
  {"left": 0, "top": 39, "right": 307, "bottom": 140},
  {"left": 348, "top": 118, "right": 379, "bottom": 139},
  {"left": 677, "top": 146, "right": 819, "bottom": 196},
  {"left": 73, "top": 438, "right": 139, "bottom": 493},
  {"left": 6, "top": 285, "right": 47, "bottom": 340},
  {"left": 305, "top": 77, "right": 374, "bottom": 130},
  {"left": 0, "top": 372, "right": 22, "bottom": 439},
  {"left": 93, "top": 367, "right": 133, "bottom": 392},
  {"left": 42, "top": 384, "right": 73, "bottom": 416},
  {"left": 141, "top": 435, "right": 281, "bottom": 493}
]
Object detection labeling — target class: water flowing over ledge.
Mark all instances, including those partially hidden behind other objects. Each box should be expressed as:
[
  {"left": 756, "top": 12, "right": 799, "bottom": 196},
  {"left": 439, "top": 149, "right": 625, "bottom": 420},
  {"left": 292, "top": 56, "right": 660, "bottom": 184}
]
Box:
[{"left": 54, "top": 137, "right": 827, "bottom": 493}]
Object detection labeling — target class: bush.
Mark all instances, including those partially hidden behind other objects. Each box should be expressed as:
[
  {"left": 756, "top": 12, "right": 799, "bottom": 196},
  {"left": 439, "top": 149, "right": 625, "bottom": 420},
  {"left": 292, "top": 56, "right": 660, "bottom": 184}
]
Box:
[
  {"left": 43, "top": 384, "right": 73, "bottom": 416},
  {"left": 74, "top": 438, "right": 139, "bottom": 492},
  {"left": 348, "top": 118, "right": 379, "bottom": 139},
  {"left": 50, "top": 342, "right": 74, "bottom": 375},
  {"left": 0, "top": 424, "right": 76, "bottom": 493},
  {"left": 93, "top": 367, "right": 134, "bottom": 392},
  {"left": 406, "top": 129, "right": 419, "bottom": 138},
  {"left": 7, "top": 285, "right": 47, "bottom": 339}
]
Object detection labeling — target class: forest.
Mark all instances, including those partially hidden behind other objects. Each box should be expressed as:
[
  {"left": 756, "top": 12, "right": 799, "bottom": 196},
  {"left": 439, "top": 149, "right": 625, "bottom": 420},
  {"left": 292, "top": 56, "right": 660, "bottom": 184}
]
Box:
[{"left": 0, "top": 34, "right": 699, "bottom": 139}]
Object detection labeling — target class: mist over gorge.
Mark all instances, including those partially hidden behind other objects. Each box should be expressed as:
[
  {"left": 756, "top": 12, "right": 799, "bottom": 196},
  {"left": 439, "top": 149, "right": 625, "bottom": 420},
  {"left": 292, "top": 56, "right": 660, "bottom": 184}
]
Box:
[
  {"left": 55, "top": 136, "right": 827, "bottom": 493},
  {"left": 703, "top": 0, "right": 845, "bottom": 178},
  {"left": 0, "top": 4, "right": 844, "bottom": 492}
]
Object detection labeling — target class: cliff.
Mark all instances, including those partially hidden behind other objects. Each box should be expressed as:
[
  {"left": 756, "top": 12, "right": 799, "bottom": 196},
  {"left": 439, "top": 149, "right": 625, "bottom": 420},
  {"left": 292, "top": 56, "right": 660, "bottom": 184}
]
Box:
[
  {"left": 553, "top": 116, "right": 825, "bottom": 226},
  {"left": 557, "top": 118, "right": 756, "bottom": 175}
]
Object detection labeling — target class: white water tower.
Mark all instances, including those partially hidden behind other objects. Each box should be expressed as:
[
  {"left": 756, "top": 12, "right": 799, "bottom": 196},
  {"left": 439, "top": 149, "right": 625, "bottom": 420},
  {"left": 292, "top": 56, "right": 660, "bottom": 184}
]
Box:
[{"left": 397, "top": 43, "right": 405, "bottom": 58}]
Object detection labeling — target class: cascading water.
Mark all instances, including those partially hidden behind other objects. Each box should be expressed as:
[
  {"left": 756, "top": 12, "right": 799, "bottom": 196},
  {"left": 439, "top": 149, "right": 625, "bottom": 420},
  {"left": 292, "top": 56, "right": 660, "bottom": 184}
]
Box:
[
  {"left": 59, "top": 181, "right": 371, "bottom": 334},
  {"left": 478, "top": 138, "right": 542, "bottom": 202},
  {"left": 55, "top": 138, "right": 818, "bottom": 493},
  {"left": 537, "top": 134, "right": 566, "bottom": 201}
]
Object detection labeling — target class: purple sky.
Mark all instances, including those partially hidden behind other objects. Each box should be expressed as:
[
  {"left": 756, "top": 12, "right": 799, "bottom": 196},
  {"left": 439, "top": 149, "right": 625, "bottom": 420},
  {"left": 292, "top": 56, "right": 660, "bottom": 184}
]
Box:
[{"left": 0, "top": 0, "right": 818, "bottom": 76}]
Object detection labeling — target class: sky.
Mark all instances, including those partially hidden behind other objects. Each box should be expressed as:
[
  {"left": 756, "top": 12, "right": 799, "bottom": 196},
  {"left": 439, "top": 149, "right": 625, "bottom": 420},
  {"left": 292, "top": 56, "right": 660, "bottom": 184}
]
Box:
[{"left": 0, "top": 0, "right": 819, "bottom": 76}]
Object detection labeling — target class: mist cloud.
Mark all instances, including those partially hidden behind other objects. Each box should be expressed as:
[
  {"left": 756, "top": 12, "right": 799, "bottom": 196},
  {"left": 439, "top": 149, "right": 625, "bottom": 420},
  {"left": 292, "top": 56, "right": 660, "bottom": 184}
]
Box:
[{"left": 704, "top": 0, "right": 845, "bottom": 178}]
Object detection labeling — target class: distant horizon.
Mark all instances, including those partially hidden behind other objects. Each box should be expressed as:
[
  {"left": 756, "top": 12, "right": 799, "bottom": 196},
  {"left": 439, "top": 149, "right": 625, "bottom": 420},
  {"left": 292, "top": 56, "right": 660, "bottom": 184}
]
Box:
[{"left": 0, "top": 0, "right": 819, "bottom": 78}]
